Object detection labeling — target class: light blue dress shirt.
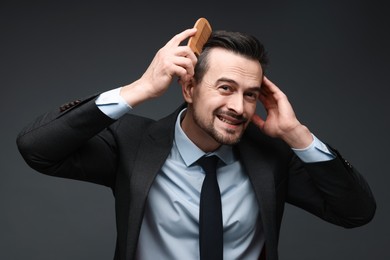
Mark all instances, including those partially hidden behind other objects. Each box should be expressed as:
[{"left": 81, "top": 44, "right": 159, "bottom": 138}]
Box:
[
  {"left": 95, "top": 87, "right": 335, "bottom": 259},
  {"left": 136, "top": 109, "right": 264, "bottom": 259}
]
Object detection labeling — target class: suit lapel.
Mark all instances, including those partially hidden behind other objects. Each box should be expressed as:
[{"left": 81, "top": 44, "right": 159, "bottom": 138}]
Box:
[
  {"left": 124, "top": 108, "right": 278, "bottom": 259},
  {"left": 237, "top": 130, "right": 277, "bottom": 254},
  {"left": 125, "top": 105, "right": 185, "bottom": 259}
]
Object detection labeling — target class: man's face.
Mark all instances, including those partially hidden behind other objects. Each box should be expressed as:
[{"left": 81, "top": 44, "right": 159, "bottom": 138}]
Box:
[{"left": 182, "top": 48, "right": 263, "bottom": 151}]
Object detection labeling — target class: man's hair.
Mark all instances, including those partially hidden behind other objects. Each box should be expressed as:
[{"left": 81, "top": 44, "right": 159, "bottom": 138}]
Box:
[{"left": 194, "top": 30, "right": 269, "bottom": 83}]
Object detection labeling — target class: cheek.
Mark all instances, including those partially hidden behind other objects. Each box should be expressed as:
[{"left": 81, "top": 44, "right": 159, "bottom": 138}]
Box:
[{"left": 198, "top": 93, "right": 220, "bottom": 107}]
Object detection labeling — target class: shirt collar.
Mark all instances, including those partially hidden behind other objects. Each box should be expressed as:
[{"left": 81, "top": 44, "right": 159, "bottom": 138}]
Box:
[{"left": 174, "top": 109, "right": 236, "bottom": 166}]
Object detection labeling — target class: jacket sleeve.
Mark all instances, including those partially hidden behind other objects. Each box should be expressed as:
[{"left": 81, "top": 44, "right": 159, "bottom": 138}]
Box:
[
  {"left": 16, "top": 95, "right": 119, "bottom": 188},
  {"left": 287, "top": 145, "right": 376, "bottom": 228}
]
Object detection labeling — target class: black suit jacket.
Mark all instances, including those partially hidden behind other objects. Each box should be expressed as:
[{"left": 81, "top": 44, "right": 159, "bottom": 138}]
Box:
[{"left": 17, "top": 95, "right": 376, "bottom": 260}]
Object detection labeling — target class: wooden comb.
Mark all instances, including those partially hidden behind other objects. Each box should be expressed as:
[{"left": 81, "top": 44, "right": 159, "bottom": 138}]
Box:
[{"left": 187, "top": 18, "right": 212, "bottom": 56}]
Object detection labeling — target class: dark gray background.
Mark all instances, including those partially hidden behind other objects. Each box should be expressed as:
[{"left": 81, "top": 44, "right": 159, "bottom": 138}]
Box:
[{"left": 1, "top": 0, "right": 388, "bottom": 259}]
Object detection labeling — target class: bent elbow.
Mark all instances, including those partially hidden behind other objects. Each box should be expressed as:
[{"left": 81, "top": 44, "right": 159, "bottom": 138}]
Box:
[
  {"left": 16, "top": 133, "right": 54, "bottom": 174},
  {"left": 341, "top": 200, "right": 377, "bottom": 229}
]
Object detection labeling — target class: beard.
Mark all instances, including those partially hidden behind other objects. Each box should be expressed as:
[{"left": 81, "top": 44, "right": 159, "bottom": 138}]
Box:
[{"left": 192, "top": 107, "right": 248, "bottom": 146}]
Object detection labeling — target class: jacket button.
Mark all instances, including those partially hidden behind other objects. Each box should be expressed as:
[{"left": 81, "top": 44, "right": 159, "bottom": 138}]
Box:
[
  {"left": 344, "top": 159, "right": 352, "bottom": 168},
  {"left": 59, "top": 99, "right": 81, "bottom": 112}
]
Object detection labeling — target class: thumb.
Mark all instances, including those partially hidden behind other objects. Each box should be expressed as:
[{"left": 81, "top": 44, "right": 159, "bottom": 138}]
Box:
[{"left": 251, "top": 114, "right": 265, "bottom": 129}]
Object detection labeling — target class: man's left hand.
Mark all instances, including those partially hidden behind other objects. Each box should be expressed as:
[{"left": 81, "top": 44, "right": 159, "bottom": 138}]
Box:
[{"left": 251, "top": 76, "right": 313, "bottom": 149}]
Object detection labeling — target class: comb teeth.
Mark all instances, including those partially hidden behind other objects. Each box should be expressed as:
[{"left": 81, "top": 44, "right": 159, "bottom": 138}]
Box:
[{"left": 188, "top": 18, "right": 212, "bottom": 56}]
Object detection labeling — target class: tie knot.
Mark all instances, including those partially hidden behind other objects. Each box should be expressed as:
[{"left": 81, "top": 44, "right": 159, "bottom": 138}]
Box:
[{"left": 197, "top": 155, "right": 219, "bottom": 175}]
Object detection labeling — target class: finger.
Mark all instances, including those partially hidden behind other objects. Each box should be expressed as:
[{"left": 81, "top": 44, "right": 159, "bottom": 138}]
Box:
[
  {"left": 166, "top": 28, "right": 197, "bottom": 47},
  {"left": 251, "top": 114, "right": 265, "bottom": 129},
  {"left": 263, "top": 76, "right": 276, "bottom": 90},
  {"left": 260, "top": 76, "right": 274, "bottom": 96},
  {"left": 171, "top": 63, "right": 190, "bottom": 79},
  {"left": 262, "top": 76, "right": 288, "bottom": 104},
  {"left": 263, "top": 76, "right": 285, "bottom": 96},
  {"left": 258, "top": 91, "right": 269, "bottom": 105},
  {"left": 173, "top": 56, "right": 195, "bottom": 76},
  {"left": 175, "top": 46, "right": 198, "bottom": 66},
  {"left": 259, "top": 78, "right": 275, "bottom": 106},
  {"left": 178, "top": 74, "right": 193, "bottom": 86}
]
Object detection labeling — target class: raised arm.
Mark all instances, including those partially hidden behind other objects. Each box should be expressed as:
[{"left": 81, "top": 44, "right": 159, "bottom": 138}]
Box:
[
  {"left": 120, "top": 28, "right": 197, "bottom": 107},
  {"left": 16, "top": 28, "right": 198, "bottom": 187},
  {"left": 251, "top": 76, "right": 313, "bottom": 149}
]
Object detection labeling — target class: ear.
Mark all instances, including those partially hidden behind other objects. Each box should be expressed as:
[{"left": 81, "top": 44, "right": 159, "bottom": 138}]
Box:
[{"left": 180, "top": 77, "right": 196, "bottom": 104}]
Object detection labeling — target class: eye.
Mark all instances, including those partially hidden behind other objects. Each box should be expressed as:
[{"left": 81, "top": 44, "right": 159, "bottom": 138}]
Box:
[
  {"left": 218, "top": 85, "right": 233, "bottom": 93},
  {"left": 244, "top": 91, "right": 259, "bottom": 101}
]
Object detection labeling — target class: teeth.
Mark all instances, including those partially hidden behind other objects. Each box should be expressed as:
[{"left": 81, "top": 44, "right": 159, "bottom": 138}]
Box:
[{"left": 219, "top": 116, "right": 239, "bottom": 125}]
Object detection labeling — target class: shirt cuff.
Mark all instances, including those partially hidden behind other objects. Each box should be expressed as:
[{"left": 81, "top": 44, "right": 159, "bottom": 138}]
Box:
[
  {"left": 292, "top": 134, "right": 336, "bottom": 163},
  {"left": 95, "top": 87, "right": 132, "bottom": 119}
]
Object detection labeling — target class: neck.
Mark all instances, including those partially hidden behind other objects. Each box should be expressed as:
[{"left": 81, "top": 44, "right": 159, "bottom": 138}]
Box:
[{"left": 180, "top": 109, "right": 221, "bottom": 152}]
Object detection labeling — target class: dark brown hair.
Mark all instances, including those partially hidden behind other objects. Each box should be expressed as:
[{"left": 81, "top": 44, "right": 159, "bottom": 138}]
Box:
[{"left": 194, "top": 30, "right": 269, "bottom": 83}]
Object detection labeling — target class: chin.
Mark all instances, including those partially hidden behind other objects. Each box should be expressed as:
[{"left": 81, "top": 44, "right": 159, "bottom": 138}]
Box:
[{"left": 213, "top": 131, "right": 243, "bottom": 146}]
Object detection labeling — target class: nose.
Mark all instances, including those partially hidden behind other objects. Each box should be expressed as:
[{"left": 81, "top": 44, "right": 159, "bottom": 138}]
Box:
[{"left": 226, "top": 93, "right": 244, "bottom": 115}]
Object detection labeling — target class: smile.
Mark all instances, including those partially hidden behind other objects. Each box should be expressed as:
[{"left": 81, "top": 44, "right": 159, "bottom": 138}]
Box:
[{"left": 217, "top": 115, "right": 245, "bottom": 126}]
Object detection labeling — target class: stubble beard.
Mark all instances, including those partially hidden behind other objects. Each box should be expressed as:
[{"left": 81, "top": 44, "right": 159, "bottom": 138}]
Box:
[{"left": 192, "top": 108, "right": 247, "bottom": 146}]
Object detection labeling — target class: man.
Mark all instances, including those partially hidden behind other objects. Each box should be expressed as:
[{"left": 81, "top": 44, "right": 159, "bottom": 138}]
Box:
[{"left": 17, "top": 27, "right": 376, "bottom": 260}]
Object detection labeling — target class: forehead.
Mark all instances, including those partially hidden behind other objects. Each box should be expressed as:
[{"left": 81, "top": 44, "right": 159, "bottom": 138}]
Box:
[{"left": 205, "top": 48, "right": 263, "bottom": 85}]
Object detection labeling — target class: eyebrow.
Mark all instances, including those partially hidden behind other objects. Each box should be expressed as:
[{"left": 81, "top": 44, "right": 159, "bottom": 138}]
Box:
[
  {"left": 216, "top": 77, "right": 237, "bottom": 85},
  {"left": 216, "top": 77, "right": 261, "bottom": 92}
]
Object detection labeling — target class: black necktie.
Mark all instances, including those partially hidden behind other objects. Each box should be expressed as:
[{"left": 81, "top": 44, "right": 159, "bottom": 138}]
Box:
[{"left": 197, "top": 155, "right": 223, "bottom": 260}]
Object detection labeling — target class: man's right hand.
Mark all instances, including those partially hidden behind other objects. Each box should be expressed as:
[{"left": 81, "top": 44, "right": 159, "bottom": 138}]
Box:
[{"left": 120, "top": 28, "right": 198, "bottom": 107}]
